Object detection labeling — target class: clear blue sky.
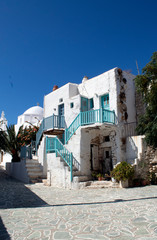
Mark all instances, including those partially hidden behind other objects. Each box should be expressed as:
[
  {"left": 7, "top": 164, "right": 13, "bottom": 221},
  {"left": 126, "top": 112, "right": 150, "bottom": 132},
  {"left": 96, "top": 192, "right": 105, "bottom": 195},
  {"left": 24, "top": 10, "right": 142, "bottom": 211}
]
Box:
[{"left": 0, "top": 0, "right": 157, "bottom": 124}]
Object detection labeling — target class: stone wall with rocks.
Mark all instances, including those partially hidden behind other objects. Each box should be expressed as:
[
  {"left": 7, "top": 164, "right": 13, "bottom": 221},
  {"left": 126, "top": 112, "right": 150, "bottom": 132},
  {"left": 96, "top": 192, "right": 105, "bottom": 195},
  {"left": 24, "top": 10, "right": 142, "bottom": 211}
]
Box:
[
  {"left": 135, "top": 144, "right": 157, "bottom": 182},
  {"left": 135, "top": 90, "right": 145, "bottom": 123}
]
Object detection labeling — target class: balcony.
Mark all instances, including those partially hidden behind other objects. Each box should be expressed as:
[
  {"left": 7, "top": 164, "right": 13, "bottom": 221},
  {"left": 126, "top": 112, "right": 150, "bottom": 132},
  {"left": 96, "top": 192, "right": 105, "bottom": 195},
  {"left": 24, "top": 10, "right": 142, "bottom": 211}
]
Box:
[{"left": 36, "top": 114, "right": 65, "bottom": 148}]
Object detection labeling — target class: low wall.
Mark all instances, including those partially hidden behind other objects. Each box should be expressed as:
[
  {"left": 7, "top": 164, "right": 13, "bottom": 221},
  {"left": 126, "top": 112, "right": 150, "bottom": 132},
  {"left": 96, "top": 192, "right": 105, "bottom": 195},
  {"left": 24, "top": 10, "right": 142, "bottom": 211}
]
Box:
[
  {"left": 47, "top": 153, "right": 71, "bottom": 189},
  {"left": 6, "top": 160, "right": 30, "bottom": 184},
  {"left": 126, "top": 135, "right": 145, "bottom": 164}
]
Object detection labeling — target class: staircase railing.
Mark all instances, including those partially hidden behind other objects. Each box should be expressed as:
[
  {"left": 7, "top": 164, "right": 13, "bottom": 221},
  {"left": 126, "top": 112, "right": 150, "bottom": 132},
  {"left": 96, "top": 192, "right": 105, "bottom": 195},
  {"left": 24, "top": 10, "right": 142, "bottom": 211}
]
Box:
[
  {"left": 46, "top": 136, "right": 73, "bottom": 181},
  {"left": 36, "top": 114, "right": 65, "bottom": 150},
  {"left": 65, "top": 108, "right": 115, "bottom": 144}
]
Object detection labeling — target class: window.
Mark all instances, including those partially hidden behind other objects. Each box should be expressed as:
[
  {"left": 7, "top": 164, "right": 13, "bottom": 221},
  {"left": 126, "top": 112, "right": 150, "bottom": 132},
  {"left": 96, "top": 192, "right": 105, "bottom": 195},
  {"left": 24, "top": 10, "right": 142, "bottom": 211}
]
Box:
[
  {"left": 104, "top": 136, "right": 110, "bottom": 142},
  {"left": 106, "top": 151, "right": 109, "bottom": 158},
  {"left": 70, "top": 102, "right": 74, "bottom": 108},
  {"left": 89, "top": 98, "right": 94, "bottom": 109},
  {"left": 59, "top": 98, "right": 63, "bottom": 103}
]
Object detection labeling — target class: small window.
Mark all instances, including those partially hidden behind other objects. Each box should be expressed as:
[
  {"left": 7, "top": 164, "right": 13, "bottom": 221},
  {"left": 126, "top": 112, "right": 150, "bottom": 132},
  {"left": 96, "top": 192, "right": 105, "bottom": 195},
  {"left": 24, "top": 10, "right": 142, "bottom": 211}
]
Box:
[
  {"left": 59, "top": 98, "right": 63, "bottom": 103},
  {"left": 70, "top": 102, "right": 74, "bottom": 108},
  {"left": 104, "top": 136, "right": 110, "bottom": 142}
]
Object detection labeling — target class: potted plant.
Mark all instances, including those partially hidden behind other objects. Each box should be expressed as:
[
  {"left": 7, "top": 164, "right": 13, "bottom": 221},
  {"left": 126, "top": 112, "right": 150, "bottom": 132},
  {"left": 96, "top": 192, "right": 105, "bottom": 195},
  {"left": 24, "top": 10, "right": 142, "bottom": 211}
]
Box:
[
  {"left": 91, "top": 171, "right": 97, "bottom": 180},
  {"left": 97, "top": 173, "right": 103, "bottom": 181},
  {"left": 111, "top": 161, "right": 134, "bottom": 188}
]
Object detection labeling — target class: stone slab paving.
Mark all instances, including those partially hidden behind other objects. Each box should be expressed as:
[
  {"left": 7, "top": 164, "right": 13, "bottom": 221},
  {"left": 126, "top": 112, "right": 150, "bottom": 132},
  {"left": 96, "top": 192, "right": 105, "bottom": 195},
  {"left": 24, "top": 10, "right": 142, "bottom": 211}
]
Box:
[{"left": 1, "top": 168, "right": 157, "bottom": 239}]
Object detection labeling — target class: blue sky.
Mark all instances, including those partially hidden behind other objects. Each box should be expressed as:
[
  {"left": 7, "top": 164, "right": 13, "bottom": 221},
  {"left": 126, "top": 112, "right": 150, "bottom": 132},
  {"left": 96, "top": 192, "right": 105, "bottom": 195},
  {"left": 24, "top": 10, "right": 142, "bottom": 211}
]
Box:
[{"left": 0, "top": 0, "right": 157, "bottom": 124}]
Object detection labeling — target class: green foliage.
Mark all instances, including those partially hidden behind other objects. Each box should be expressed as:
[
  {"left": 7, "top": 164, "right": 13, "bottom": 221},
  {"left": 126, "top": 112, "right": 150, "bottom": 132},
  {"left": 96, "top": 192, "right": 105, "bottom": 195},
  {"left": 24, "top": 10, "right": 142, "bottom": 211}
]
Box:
[
  {"left": 134, "top": 52, "right": 157, "bottom": 148},
  {"left": 0, "top": 125, "right": 21, "bottom": 162},
  {"left": 0, "top": 125, "right": 38, "bottom": 162},
  {"left": 111, "top": 161, "right": 134, "bottom": 182},
  {"left": 17, "top": 126, "right": 39, "bottom": 146},
  {"left": 96, "top": 173, "right": 103, "bottom": 178}
]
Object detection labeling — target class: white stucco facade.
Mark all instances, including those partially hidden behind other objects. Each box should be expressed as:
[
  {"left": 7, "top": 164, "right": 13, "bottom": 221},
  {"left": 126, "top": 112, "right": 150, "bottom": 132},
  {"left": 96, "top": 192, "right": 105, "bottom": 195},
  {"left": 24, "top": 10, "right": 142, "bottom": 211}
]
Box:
[
  {"left": 37, "top": 67, "right": 140, "bottom": 188},
  {"left": 15, "top": 105, "right": 44, "bottom": 133}
]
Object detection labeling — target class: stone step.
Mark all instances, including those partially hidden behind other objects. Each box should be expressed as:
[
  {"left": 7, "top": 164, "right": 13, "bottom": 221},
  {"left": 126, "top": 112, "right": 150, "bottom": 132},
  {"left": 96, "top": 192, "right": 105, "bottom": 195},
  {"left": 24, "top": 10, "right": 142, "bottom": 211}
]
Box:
[
  {"left": 26, "top": 164, "right": 42, "bottom": 169},
  {"left": 28, "top": 172, "right": 43, "bottom": 177},
  {"left": 27, "top": 168, "right": 42, "bottom": 173},
  {"left": 73, "top": 171, "right": 82, "bottom": 176},
  {"left": 73, "top": 175, "right": 91, "bottom": 183},
  {"left": 26, "top": 159, "right": 39, "bottom": 165},
  {"left": 86, "top": 180, "right": 119, "bottom": 189}
]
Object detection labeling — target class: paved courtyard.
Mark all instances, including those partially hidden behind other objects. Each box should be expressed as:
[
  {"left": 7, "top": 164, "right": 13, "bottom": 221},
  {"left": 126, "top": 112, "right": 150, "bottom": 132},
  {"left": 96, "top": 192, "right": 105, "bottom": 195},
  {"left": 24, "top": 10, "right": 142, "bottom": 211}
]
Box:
[{"left": 1, "top": 168, "right": 157, "bottom": 240}]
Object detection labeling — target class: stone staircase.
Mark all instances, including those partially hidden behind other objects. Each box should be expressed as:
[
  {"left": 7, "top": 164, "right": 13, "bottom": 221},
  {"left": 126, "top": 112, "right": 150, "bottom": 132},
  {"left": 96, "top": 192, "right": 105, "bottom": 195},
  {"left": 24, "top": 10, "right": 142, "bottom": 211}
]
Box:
[
  {"left": 73, "top": 180, "right": 119, "bottom": 189},
  {"left": 25, "top": 158, "right": 44, "bottom": 183}
]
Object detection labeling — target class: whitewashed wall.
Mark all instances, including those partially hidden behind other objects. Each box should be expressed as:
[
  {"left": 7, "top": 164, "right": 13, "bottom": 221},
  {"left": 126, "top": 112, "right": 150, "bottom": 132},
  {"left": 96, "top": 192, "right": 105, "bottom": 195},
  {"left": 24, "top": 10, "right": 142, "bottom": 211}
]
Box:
[
  {"left": 78, "top": 68, "right": 118, "bottom": 114},
  {"left": 44, "top": 83, "right": 80, "bottom": 127},
  {"left": 38, "top": 135, "right": 47, "bottom": 177},
  {"left": 126, "top": 135, "right": 145, "bottom": 164},
  {"left": 47, "top": 153, "right": 71, "bottom": 188}
]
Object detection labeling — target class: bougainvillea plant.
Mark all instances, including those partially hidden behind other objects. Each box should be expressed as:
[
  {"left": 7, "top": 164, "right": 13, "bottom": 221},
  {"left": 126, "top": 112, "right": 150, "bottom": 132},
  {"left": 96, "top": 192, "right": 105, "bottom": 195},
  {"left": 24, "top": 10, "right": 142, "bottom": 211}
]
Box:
[{"left": 17, "top": 125, "right": 39, "bottom": 146}]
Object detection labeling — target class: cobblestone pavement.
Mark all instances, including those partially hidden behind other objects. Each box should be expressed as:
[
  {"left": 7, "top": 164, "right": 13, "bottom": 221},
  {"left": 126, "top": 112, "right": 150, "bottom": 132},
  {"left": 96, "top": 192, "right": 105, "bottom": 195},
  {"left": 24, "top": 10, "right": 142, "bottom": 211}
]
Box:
[{"left": 1, "top": 167, "right": 157, "bottom": 240}]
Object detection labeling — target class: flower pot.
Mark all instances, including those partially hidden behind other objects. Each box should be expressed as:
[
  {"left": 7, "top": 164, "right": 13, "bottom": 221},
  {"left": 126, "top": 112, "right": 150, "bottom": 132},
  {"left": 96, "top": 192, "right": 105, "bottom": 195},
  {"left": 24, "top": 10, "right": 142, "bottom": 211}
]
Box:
[
  {"left": 111, "top": 177, "right": 116, "bottom": 183},
  {"left": 98, "top": 177, "right": 103, "bottom": 181},
  {"left": 119, "top": 179, "right": 128, "bottom": 188}
]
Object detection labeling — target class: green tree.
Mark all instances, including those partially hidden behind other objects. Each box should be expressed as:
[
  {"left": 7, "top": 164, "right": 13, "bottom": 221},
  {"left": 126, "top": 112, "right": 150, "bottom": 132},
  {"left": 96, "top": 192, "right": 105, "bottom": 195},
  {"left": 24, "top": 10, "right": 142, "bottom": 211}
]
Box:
[
  {"left": 134, "top": 52, "right": 157, "bottom": 148},
  {"left": 0, "top": 125, "right": 21, "bottom": 162},
  {"left": 0, "top": 124, "right": 39, "bottom": 162}
]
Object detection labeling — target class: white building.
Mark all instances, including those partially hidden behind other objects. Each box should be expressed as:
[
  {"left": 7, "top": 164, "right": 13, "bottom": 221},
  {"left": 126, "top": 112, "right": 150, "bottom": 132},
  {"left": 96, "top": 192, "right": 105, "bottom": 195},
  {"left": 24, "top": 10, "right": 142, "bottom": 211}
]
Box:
[
  {"left": 15, "top": 105, "right": 44, "bottom": 134},
  {"left": 0, "top": 111, "right": 12, "bottom": 166},
  {"left": 0, "top": 106, "right": 44, "bottom": 168},
  {"left": 36, "top": 67, "right": 143, "bottom": 188}
]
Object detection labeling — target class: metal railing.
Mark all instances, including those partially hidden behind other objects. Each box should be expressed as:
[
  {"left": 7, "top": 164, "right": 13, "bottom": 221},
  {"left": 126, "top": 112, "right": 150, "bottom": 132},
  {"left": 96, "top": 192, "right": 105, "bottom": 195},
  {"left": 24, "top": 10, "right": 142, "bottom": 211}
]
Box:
[
  {"left": 65, "top": 108, "right": 115, "bottom": 144},
  {"left": 36, "top": 114, "right": 65, "bottom": 150},
  {"left": 46, "top": 136, "right": 73, "bottom": 181}
]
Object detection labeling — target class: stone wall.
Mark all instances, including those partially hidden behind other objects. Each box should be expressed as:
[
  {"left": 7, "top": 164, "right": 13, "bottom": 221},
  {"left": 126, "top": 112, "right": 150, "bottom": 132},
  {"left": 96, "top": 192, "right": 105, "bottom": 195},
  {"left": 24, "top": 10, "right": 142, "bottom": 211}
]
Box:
[
  {"left": 135, "top": 90, "right": 145, "bottom": 123},
  {"left": 135, "top": 144, "right": 157, "bottom": 182}
]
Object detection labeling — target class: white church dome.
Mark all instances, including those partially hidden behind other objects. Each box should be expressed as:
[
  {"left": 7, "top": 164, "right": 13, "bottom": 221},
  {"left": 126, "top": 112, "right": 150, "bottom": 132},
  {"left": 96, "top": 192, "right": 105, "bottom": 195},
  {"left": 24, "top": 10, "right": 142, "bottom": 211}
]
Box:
[{"left": 23, "top": 106, "right": 43, "bottom": 116}]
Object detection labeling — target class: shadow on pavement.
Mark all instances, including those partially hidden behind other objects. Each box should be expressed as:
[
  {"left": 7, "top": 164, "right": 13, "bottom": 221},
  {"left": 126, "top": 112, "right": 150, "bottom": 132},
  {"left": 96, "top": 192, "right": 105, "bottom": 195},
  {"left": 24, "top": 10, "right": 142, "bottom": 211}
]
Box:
[
  {"left": 0, "top": 169, "right": 48, "bottom": 209},
  {"left": 0, "top": 217, "right": 11, "bottom": 240},
  {"left": 44, "top": 195, "right": 157, "bottom": 208}
]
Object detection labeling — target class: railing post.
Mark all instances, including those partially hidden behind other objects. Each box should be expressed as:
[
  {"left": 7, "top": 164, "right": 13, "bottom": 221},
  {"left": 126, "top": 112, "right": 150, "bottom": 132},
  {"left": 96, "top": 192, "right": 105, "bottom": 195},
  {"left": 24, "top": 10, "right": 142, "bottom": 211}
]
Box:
[
  {"left": 113, "top": 110, "right": 115, "bottom": 124},
  {"left": 99, "top": 107, "right": 103, "bottom": 123},
  {"left": 65, "top": 129, "right": 67, "bottom": 145},
  {"left": 70, "top": 153, "right": 73, "bottom": 182},
  {"left": 45, "top": 136, "right": 48, "bottom": 153},
  {"left": 55, "top": 137, "right": 57, "bottom": 157}
]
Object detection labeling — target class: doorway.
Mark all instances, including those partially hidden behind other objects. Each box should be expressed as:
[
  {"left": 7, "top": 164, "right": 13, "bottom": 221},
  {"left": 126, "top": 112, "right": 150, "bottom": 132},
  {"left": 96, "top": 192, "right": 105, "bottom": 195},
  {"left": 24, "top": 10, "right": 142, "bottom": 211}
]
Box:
[
  {"left": 90, "top": 144, "right": 99, "bottom": 171},
  {"left": 102, "top": 147, "right": 113, "bottom": 175},
  {"left": 58, "top": 104, "right": 64, "bottom": 128}
]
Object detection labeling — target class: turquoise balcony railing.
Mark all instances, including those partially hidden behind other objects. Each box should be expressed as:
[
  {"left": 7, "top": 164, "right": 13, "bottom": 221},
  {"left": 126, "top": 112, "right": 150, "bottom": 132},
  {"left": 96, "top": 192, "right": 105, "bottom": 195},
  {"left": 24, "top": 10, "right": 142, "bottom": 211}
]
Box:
[
  {"left": 36, "top": 114, "right": 65, "bottom": 150},
  {"left": 65, "top": 108, "right": 115, "bottom": 144},
  {"left": 46, "top": 136, "right": 73, "bottom": 181}
]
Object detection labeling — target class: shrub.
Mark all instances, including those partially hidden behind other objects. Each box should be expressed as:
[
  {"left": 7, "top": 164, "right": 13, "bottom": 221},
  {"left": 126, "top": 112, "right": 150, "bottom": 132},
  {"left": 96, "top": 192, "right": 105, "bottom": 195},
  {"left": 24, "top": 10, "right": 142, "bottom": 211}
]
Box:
[{"left": 111, "top": 161, "right": 134, "bottom": 182}]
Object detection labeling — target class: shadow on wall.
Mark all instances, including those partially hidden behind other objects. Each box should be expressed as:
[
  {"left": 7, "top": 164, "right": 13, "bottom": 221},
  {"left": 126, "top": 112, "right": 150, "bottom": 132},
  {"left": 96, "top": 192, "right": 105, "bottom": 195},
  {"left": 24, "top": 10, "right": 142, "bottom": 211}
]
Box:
[
  {"left": 126, "top": 136, "right": 138, "bottom": 164},
  {"left": 0, "top": 168, "right": 48, "bottom": 209},
  {"left": 0, "top": 217, "right": 11, "bottom": 240}
]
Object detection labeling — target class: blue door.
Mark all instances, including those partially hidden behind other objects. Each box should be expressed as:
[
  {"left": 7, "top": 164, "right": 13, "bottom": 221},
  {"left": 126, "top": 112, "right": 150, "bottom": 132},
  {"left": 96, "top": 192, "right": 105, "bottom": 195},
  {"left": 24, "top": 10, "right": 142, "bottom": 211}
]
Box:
[
  {"left": 81, "top": 97, "right": 88, "bottom": 112},
  {"left": 58, "top": 104, "right": 64, "bottom": 128},
  {"left": 101, "top": 94, "right": 109, "bottom": 110},
  {"left": 101, "top": 94, "right": 109, "bottom": 122}
]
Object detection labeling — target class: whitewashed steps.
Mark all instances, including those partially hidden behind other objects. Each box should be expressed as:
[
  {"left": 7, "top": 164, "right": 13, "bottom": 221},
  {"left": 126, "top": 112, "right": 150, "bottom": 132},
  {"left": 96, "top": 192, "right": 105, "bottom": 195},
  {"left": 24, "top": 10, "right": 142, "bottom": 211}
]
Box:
[
  {"left": 86, "top": 180, "right": 119, "bottom": 189},
  {"left": 25, "top": 158, "right": 43, "bottom": 183},
  {"left": 74, "top": 180, "right": 119, "bottom": 189}
]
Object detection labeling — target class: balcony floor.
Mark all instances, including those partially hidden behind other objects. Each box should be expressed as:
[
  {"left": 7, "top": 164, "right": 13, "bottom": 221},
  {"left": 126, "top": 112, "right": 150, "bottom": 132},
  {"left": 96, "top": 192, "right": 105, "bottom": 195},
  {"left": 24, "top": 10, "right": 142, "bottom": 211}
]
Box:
[{"left": 43, "top": 128, "right": 64, "bottom": 136}]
